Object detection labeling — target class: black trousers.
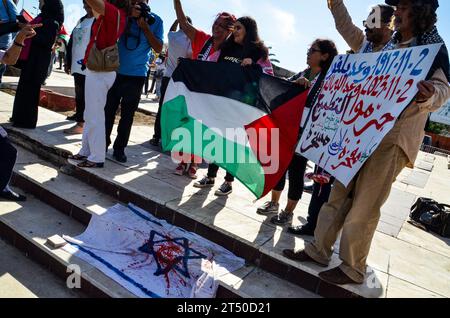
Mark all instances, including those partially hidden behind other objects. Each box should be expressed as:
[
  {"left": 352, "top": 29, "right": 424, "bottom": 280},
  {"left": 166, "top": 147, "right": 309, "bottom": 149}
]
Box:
[
  {"left": 306, "top": 167, "right": 334, "bottom": 230},
  {"left": 153, "top": 76, "right": 171, "bottom": 140},
  {"left": 0, "top": 136, "right": 17, "bottom": 191},
  {"left": 12, "top": 77, "right": 41, "bottom": 128},
  {"left": 105, "top": 74, "right": 146, "bottom": 152},
  {"left": 73, "top": 73, "right": 86, "bottom": 123},
  {"left": 274, "top": 154, "right": 308, "bottom": 201},
  {"left": 207, "top": 164, "right": 235, "bottom": 182}
]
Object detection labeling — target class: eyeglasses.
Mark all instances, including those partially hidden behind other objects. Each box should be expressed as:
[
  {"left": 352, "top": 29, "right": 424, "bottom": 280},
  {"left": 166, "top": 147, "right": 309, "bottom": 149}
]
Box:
[
  {"left": 213, "top": 22, "right": 231, "bottom": 30},
  {"left": 308, "top": 48, "right": 321, "bottom": 54}
]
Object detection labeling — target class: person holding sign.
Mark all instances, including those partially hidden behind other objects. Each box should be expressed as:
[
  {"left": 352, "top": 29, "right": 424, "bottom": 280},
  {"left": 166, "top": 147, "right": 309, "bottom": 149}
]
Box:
[
  {"left": 257, "top": 39, "right": 338, "bottom": 227},
  {"left": 284, "top": 0, "right": 450, "bottom": 286},
  {"left": 328, "top": 0, "right": 395, "bottom": 53}
]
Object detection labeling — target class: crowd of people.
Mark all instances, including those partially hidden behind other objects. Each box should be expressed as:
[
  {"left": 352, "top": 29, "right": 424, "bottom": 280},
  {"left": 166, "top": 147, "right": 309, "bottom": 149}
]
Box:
[{"left": 1, "top": 0, "right": 449, "bottom": 286}]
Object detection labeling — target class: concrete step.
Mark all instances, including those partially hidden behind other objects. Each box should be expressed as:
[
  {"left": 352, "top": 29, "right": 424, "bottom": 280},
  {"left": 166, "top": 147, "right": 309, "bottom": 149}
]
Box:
[
  {"left": 0, "top": 190, "right": 134, "bottom": 298},
  {"left": 3, "top": 145, "right": 317, "bottom": 298},
  {"left": 0, "top": 237, "right": 84, "bottom": 298}
]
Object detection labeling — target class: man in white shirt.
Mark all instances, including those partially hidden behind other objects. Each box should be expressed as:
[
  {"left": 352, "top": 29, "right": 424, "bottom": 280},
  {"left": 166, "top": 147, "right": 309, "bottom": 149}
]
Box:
[
  {"left": 150, "top": 18, "right": 192, "bottom": 146},
  {"left": 0, "top": 25, "right": 37, "bottom": 201}
]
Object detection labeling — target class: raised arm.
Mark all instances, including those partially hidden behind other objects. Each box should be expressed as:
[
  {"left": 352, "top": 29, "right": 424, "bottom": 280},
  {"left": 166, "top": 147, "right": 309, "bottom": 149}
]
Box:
[
  {"left": 169, "top": 20, "right": 179, "bottom": 33},
  {"left": 85, "top": 0, "right": 106, "bottom": 16},
  {"left": 173, "top": 0, "right": 196, "bottom": 41},
  {"left": 1, "top": 26, "right": 37, "bottom": 65},
  {"left": 328, "top": 0, "right": 365, "bottom": 53}
]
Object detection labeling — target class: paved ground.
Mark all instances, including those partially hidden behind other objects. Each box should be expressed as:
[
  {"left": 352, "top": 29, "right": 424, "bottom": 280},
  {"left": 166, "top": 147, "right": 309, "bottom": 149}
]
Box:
[
  {"left": 0, "top": 238, "right": 84, "bottom": 298},
  {"left": 1, "top": 87, "right": 449, "bottom": 297}
]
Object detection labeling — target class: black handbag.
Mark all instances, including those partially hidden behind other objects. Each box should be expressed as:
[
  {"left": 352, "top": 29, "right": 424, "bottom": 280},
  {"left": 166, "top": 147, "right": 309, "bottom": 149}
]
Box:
[{"left": 409, "top": 197, "right": 450, "bottom": 238}]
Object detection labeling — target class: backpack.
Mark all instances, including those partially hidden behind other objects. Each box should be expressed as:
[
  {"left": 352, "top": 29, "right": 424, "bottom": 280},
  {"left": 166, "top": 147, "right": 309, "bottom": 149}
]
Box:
[{"left": 409, "top": 197, "right": 450, "bottom": 238}]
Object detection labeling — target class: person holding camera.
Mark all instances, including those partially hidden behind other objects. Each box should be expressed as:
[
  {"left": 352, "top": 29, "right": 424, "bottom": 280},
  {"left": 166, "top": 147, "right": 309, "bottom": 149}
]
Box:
[
  {"left": 104, "top": 0, "right": 163, "bottom": 163},
  {"left": 1, "top": 25, "right": 38, "bottom": 202},
  {"left": 69, "top": 0, "right": 128, "bottom": 168}
]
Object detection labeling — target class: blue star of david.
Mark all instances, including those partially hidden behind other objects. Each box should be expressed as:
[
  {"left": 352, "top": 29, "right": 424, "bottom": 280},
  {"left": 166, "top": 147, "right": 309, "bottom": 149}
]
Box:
[{"left": 138, "top": 230, "right": 207, "bottom": 279}]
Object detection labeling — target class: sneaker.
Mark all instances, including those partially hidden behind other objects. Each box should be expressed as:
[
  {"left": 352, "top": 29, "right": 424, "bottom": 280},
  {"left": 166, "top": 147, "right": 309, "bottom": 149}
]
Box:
[
  {"left": 270, "top": 210, "right": 294, "bottom": 226},
  {"left": 187, "top": 165, "right": 198, "bottom": 179},
  {"left": 174, "top": 163, "right": 187, "bottom": 176},
  {"left": 64, "top": 123, "right": 83, "bottom": 134},
  {"left": 256, "top": 201, "right": 280, "bottom": 215},
  {"left": 194, "top": 176, "right": 215, "bottom": 188},
  {"left": 215, "top": 182, "right": 232, "bottom": 196}
]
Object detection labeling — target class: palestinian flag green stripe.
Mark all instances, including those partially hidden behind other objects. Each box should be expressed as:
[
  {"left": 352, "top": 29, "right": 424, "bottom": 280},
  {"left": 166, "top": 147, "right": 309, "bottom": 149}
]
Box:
[{"left": 162, "top": 95, "right": 266, "bottom": 197}]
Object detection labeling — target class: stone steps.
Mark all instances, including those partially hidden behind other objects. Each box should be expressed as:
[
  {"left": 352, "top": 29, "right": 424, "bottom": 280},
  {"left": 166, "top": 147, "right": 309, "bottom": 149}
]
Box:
[
  {"left": 0, "top": 105, "right": 378, "bottom": 298},
  {"left": 1, "top": 145, "right": 317, "bottom": 298}
]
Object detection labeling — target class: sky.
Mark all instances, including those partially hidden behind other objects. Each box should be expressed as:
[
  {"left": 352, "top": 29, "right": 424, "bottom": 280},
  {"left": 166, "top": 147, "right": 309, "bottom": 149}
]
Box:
[{"left": 16, "top": 0, "right": 450, "bottom": 72}]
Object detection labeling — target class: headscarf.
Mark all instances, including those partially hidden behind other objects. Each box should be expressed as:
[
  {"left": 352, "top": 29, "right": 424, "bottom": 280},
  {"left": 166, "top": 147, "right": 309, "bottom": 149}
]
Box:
[
  {"left": 40, "top": 0, "right": 65, "bottom": 25},
  {"left": 417, "top": 26, "right": 450, "bottom": 82}
]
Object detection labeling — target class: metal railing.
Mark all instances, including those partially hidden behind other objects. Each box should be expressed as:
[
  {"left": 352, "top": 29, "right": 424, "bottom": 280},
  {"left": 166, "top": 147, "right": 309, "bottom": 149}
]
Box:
[{"left": 420, "top": 144, "right": 450, "bottom": 156}]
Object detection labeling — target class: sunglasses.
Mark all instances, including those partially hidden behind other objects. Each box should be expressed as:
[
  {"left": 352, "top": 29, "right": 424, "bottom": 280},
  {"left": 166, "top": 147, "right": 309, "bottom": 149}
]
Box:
[{"left": 308, "top": 48, "right": 321, "bottom": 54}]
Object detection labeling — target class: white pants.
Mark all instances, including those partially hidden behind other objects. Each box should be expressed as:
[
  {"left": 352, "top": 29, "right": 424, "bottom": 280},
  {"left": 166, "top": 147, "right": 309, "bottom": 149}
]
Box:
[{"left": 78, "top": 69, "right": 116, "bottom": 163}]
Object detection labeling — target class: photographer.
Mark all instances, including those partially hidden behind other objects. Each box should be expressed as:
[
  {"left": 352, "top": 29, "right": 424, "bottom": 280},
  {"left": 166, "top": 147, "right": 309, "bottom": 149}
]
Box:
[{"left": 104, "top": 0, "right": 163, "bottom": 163}]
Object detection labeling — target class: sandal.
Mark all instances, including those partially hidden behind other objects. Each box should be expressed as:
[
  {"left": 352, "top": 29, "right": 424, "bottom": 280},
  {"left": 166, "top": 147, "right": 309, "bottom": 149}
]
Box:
[
  {"left": 68, "top": 154, "right": 88, "bottom": 161},
  {"left": 77, "top": 160, "right": 104, "bottom": 168}
]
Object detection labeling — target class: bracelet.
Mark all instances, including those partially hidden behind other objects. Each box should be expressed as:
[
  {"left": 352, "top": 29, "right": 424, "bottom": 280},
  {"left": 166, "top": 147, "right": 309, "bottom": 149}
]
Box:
[{"left": 13, "top": 41, "right": 25, "bottom": 48}]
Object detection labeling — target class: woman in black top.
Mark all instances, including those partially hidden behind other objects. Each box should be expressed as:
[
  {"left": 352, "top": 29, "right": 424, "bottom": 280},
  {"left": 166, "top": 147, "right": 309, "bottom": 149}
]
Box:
[
  {"left": 10, "top": 0, "right": 64, "bottom": 129},
  {"left": 194, "top": 16, "right": 273, "bottom": 197},
  {"left": 257, "top": 39, "right": 338, "bottom": 231}
]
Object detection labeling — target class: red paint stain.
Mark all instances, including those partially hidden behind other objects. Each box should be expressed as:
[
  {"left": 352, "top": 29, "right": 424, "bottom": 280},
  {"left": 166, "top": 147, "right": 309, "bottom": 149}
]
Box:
[{"left": 154, "top": 239, "right": 184, "bottom": 289}]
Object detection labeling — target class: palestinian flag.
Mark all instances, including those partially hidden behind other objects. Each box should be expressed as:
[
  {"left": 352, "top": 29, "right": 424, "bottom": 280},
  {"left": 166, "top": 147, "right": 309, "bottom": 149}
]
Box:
[{"left": 161, "top": 60, "right": 309, "bottom": 199}]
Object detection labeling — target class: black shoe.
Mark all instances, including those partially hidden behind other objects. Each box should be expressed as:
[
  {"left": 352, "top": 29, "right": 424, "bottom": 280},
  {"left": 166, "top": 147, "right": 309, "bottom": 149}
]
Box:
[
  {"left": 113, "top": 151, "right": 127, "bottom": 163},
  {"left": 149, "top": 137, "right": 160, "bottom": 147},
  {"left": 303, "top": 184, "right": 314, "bottom": 194},
  {"left": 288, "top": 224, "right": 315, "bottom": 236},
  {"left": 0, "top": 190, "right": 27, "bottom": 202},
  {"left": 194, "top": 176, "right": 215, "bottom": 188},
  {"left": 66, "top": 114, "right": 77, "bottom": 121}
]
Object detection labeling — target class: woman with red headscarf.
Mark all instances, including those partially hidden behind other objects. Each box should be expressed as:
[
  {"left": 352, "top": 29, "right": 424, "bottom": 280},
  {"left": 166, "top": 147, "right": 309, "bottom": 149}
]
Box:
[{"left": 168, "top": 0, "right": 237, "bottom": 179}]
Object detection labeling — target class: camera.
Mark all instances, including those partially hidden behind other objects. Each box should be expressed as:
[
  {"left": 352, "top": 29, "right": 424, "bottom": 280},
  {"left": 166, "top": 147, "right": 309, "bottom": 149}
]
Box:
[{"left": 136, "top": 2, "right": 155, "bottom": 25}]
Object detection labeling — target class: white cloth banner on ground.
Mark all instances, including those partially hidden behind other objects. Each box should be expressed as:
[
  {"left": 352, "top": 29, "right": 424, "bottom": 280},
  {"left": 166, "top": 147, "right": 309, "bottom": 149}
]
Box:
[
  {"left": 62, "top": 204, "right": 245, "bottom": 298},
  {"left": 297, "top": 44, "right": 442, "bottom": 186},
  {"left": 430, "top": 101, "right": 450, "bottom": 125}
]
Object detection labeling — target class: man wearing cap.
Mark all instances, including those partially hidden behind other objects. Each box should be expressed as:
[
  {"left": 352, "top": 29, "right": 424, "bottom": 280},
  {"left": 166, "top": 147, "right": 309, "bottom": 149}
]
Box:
[
  {"left": 328, "top": 0, "right": 395, "bottom": 53},
  {"left": 283, "top": 0, "right": 450, "bottom": 285}
]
